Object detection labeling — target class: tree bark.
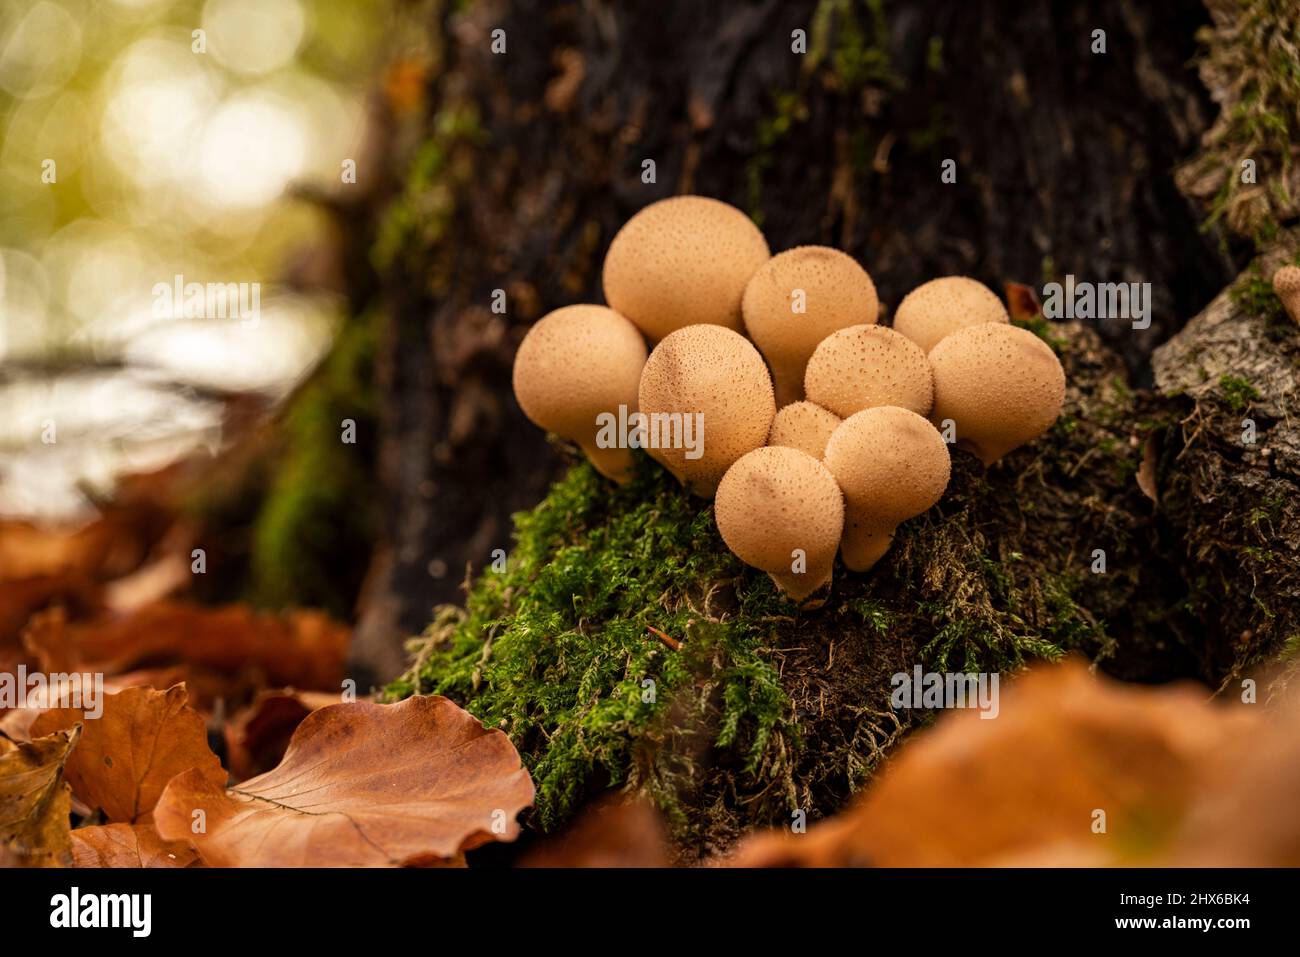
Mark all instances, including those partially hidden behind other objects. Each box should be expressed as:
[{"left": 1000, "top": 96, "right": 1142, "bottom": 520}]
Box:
[{"left": 352, "top": 0, "right": 1240, "bottom": 682}]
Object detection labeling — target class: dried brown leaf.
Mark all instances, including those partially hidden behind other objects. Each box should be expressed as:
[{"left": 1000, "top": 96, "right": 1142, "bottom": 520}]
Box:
[
  {"left": 0, "top": 726, "right": 78, "bottom": 866},
  {"left": 70, "top": 822, "right": 200, "bottom": 868},
  {"left": 30, "top": 684, "right": 226, "bottom": 824},
  {"left": 155, "top": 696, "right": 534, "bottom": 867}
]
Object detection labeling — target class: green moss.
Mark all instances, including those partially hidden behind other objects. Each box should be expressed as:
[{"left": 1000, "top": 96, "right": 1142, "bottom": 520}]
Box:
[
  {"left": 388, "top": 442, "right": 1103, "bottom": 840},
  {"left": 746, "top": 92, "right": 808, "bottom": 225},
  {"left": 808, "top": 0, "right": 901, "bottom": 91},
  {"left": 372, "top": 101, "right": 485, "bottom": 272},
  {"left": 1217, "top": 373, "right": 1261, "bottom": 412},
  {"left": 1183, "top": 0, "right": 1300, "bottom": 243},
  {"left": 249, "top": 312, "right": 379, "bottom": 615},
  {"left": 1013, "top": 314, "right": 1066, "bottom": 353}
]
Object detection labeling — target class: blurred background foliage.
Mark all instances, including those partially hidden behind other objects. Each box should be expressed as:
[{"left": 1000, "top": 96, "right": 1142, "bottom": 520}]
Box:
[{"left": 0, "top": 0, "right": 393, "bottom": 521}]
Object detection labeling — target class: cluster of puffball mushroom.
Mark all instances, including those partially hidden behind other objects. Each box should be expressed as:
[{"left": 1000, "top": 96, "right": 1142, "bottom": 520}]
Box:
[{"left": 512, "top": 195, "right": 1066, "bottom": 604}]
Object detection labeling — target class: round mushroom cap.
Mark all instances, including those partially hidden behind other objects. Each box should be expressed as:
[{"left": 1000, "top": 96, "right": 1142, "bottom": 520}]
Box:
[
  {"left": 804, "top": 324, "right": 933, "bottom": 419},
  {"left": 823, "top": 406, "right": 951, "bottom": 571},
  {"left": 512, "top": 304, "right": 648, "bottom": 481},
  {"left": 637, "top": 324, "right": 776, "bottom": 497},
  {"left": 741, "top": 246, "right": 878, "bottom": 405},
  {"left": 767, "top": 401, "right": 842, "bottom": 459},
  {"left": 1273, "top": 265, "right": 1300, "bottom": 325},
  {"left": 928, "top": 322, "right": 1066, "bottom": 465},
  {"left": 892, "top": 276, "right": 1010, "bottom": 354},
  {"left": 715, "top": 446, "right": 844, "bottom": 601},
  {"left": 603, "top": 195, "right": 770, "bottom": 341}
]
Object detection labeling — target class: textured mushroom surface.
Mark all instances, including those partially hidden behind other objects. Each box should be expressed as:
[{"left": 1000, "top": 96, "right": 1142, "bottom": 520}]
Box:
[
  {"left": 823, "top": 406, "right": 951, "bottom": 571},
  {"left": 1274, "top": 265, "right": 1300, "bottom": 325},
  {"left": 714, "top": 446, "right": 844, "bottom": 601},
  {"left": 637, "top": 324, "right": 775, "bottom": 497},
  {"left": 767, "top": 401, "right": 841, "bottom": 459},
  {"left": 804, "top": 324, "right": 933, "bottom": 418},
  {"left": 602, "top": 195, "right": 770, "bottom": 341},
  {"left": 741, "top": 246, "right": 878, "bottom": 406},
  {"left": 929, "top": 322, "right": 1066, "bottom": 465},
  {"left": 892, "top": 276, "right": 1010, "bottom": 353},
  {"left": 512, "top": 304, "right": 648, "bottom": 481}
]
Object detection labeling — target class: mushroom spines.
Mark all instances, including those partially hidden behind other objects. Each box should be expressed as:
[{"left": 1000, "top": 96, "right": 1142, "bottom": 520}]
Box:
[
  {"left": 512, "top": 304, "right": 648, "bottom": 481},
  {"left": 928, "top": 322, "right": 1065, "bottom": 465},
  {"left": 822, "top": 406, "right": 951, "bottom": 572},
  {"left": 767, "top": 401, "right": 842, "bottom": 459},
  {"left": 892, "top": 276, "right": 1010, "bottom": 354},
  {"left": 803, "top": 324, "right": 933, "bottom": 419},
  {"left": 714, "top": 446, "right": 844, "bottom": 601},
  {"left": 741, "top": 246, "right": 878, "bottom": 407},
  {"left": 602, "top": 195, "right": 770, "bottom": 342},
  {"left": 637, "top": 323, "right": 776, "bottom": 497}
]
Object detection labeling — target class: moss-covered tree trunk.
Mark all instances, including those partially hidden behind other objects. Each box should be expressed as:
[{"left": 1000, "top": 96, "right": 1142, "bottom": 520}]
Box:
[
  {"left": 352, "top": 0, "right": 1241, "bottom": 680},
  {"left": 350, "top": 0, "right": 1300, "bottom": 854}
]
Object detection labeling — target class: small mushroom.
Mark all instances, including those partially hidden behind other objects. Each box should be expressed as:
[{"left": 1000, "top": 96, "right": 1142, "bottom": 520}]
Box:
[
  {"left": 715, "top": 446, "right": 844, "bottom": 601},
  {"left": 741, "top": 246, "right": 879, "bottom": 406},
  {"left": 928, "top": 322, "right": 1066, "bottom": 465},
  {"left": 1273, "top": 265, "right": 1300, "bottom": 325},
  {"left": 822, "top": 406, "right": 951, "bottom": 572},
  {"left": 637, "top": 324, "right": 776, "bottom": 497},
  {"left": 804, "top": 324, "right": 933, "bottom": 418},
  {"left": 892, "top": 276, "right": 1010, "bottom": 353},
  {"left": 603, "top": 195, "right": 770, "bottom": 341},
  {"left": 512, "top": 304, "right": 648, "bottom": 482},
  {"left": 767, "top": 401, "right": 842, "bottom": 459}
]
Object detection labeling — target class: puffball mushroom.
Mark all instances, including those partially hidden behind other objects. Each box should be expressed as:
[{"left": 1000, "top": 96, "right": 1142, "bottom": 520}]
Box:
[
  {"left": 892, "top": 276, "right": 1010, "bottom": 354},
  {"left": 928, "top": 322, "right": 1066, "bottom": 465},
  {"left": 823, "top": 406, "right": 952, "bottom": 572},
  {"left": 602, "top": 195, "right": 771, "bottom": 341},
  {"left": 1273, "top": 265, "right": 1300, "bottom": 326},
  {"left": 767, "top": 401, "right": 842, "bottom": 459},
  {"left": 715, "top": 446, "right": 844, "bottom": 601},
  {"left": 637, "top": 324, "right": 776, "bottom": 497},
  {"left": 741, "top": 246, "right": 879, "bottom": 406},
  {"left": 804, "top": 324, "right": 933, "bottom": 418},
  {"left": 512, "top": 304, "right": 648, "bottom": 482}
]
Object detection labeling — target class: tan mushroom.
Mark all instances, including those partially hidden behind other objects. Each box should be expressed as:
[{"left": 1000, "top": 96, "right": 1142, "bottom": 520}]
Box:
[
  {"left": 1273, "top": 265, "right": 1300, "bottom": 325},
  {"left": 637, "top": 324, "right": 776, "bottom": 497},
  {"left": 741, "top": 246, "right": 878, "bottom": 406},
  {"left": 804, "top": 324, "right": 933, "bottom": 418},
  {"left": 602, "top": 195, "right": 770, "bottom": 341},
  {"left": 715, "top": 446, "right": 844, "bottom": 601},
  {"left": 512, "top": 304, "right": 648, "bottom": 482},
  {"left": 892, "top": 276, "right": 1010, "bottom": 353},
  {"left": 767, "top": 401, "right": 842, "bottom": 459},
  {"left": 928, "top": 322, "right": 1066, "bottom": 465},
  {"left": 822, "top": 406, "right": 951, "bottom": 572}
]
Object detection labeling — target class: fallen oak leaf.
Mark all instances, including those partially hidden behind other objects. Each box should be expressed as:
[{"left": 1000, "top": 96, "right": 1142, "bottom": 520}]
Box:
[
  {"left": 224, "top": 688, "right": 343, "bottom": 781},
  {"left": 519, "top": 795, "right": 670, "bottom": 868},
  {"left": 731, "top": 659, "right": 1257, "bottom": 867},
  {"left": 0, "top": 726, "right": 79, "bottom": 867},
  {"left": 154, "top": 695, "right": 535, "bottom": 867},
  {"left": 70, "top": 823, "right": 200, "bottom": 868},
  {"left": 31, "top": 684, "right": 226, "bottom": 825},
  {"left": 23, "top": 602, "right": 349, "bottom": 691}
]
